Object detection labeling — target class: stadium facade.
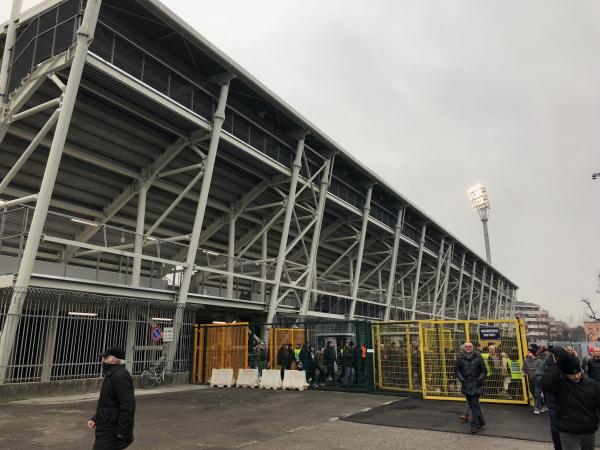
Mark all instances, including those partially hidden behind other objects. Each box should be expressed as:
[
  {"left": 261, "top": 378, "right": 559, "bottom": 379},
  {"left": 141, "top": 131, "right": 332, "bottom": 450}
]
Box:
[{"left": 0, "top": 0, "right": 517, "bottom": 383}]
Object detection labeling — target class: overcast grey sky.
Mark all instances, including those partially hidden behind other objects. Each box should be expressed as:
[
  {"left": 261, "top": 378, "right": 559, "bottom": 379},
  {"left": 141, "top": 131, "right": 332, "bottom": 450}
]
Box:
[{"left": 4, "top": 0, "right": 600, "bottom": 323}]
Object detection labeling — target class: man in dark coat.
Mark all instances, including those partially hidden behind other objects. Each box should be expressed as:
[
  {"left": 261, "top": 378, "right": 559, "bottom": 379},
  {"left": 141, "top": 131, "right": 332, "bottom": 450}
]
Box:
[
  {"left": 584, "top": 347, "right": 600, "bottom": 382},
  {"left": 277, "top": 343, "right": 295, "bottom": 380},
  {"left": 540, "top": 351, "right": 600, "bottom": 450},
  {"left": 454, "top": 341, "right": 488, "bottom": 433},
  {"left": 324, "top": 341, "right": 336, "bottom": 383},
  {"left": 88, "top": 347, "right": 135, "bottom": 450}
]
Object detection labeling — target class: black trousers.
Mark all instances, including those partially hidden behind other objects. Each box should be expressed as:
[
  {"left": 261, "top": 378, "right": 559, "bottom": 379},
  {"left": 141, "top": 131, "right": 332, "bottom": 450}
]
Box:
[
  {"left": 465, "top": 394, "right": 483, "bottom": 428},
  {"left": 93, "top": 429, "right": 133, "bottom": 450}
]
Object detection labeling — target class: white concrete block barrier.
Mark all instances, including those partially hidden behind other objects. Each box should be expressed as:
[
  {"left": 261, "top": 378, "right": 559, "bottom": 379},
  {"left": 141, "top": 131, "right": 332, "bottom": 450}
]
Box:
[
  {"left": 236, "top": 369, "right": 259, "bottom": 388},
  {"left": 209, "top": 368, "right": 234, "bottom": 388},
  {"left": 282, "top": 370, "right": 309, "bottom": 391},
  {"left": 259, "top": 369, "right": 282, "bottom": 390}
]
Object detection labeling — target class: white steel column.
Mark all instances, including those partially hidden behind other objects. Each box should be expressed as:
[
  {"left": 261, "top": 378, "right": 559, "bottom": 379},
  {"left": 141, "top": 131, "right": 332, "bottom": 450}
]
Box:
[
  {"left": 439, "top": 243, "right": 453, "bottom": 319},
  {"left": 486, "top": 273, "right": 495, "bottom": 318},
  {"left": 168, "top": 79, "right": 230, "bottom": 366},
  {"left": 299, "top": 157, "right": 332, "bottom": 317},
  {"left": 384, "top": 208, "right": 404, "bottom": 321},
  {"left": 466, "top": 261, "right": 477, "bottom": 320},
  {"left": 348, "top": 185, "right": 373, "bottom": 320},
  {"left": 476, "top": 267, "right": 487, "bottom": 319},
  {"left": 131, "top": 184, "right": 147, "bottom": 287},
  {"left": 0, "top": 0, "right": 21, "bottom": 103},
  {"left": 431, "top": 237, "right": 445, "bottom": 318},
  {"left": 125, "top": 305, "right": 137, "bottom": 371},
  {"left": 266, "top": 137, "right": 305, "bottom": 326},
  {"left": 260, "top": 224, "right": 268, "bottom": 304},
  {"left": 493, "top": 279, "right": 502, "bottom": 319},
  {"left": 410, "top": 223, "right": 427, "bottom": 320},
  {"left": 454, "top": 253, "right": 466, "bottom": 320},
  {"left": 226, "top": 212, "right": 235, "bottom": 298},
  {"left": 0, "top": 0, "right": 103, "bottom": 383}
]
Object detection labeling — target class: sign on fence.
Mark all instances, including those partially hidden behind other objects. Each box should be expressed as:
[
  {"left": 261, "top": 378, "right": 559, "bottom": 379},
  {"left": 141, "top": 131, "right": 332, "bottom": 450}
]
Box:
[
  {"left": 150, "top": 326, "right": 163, "bottom": 342},
  {"left": 163, "top": 327, "right": 174, "bottom": 342},
  {"left": 479, "top": 326, "right": 501, "bottom": 340}
]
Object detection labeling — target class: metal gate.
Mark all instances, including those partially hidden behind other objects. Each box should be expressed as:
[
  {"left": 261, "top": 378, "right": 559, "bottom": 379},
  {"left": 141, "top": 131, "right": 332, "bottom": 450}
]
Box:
[
  {"left": 268, "top": 327, "right": 305, "bottom": 370},
  {"left": 374, "top": 319, "right": 529, "bottom": 404},
  {"left": 192, "top": 323, "right": 249, "bottom": 384}
]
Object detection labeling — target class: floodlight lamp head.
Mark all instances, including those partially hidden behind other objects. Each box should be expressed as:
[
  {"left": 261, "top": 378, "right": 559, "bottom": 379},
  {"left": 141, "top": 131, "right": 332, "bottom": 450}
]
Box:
[{"left": 467, "top": 183, "right": 490, "bottom": 221}]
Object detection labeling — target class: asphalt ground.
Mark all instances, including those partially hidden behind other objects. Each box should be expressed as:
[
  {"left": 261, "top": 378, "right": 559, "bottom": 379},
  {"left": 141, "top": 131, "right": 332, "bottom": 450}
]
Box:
[{"left": 0, "top": 386, "right": 556, "bottom": 449}]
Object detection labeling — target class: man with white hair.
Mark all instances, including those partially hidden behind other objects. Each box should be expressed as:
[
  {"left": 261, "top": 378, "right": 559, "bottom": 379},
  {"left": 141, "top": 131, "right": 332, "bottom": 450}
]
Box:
[
  {"left": 455, "top": 341, "right": 488, "bottom": 434},
  {"left": 88, "top": 347, "right": 136, "bottom": 449}
]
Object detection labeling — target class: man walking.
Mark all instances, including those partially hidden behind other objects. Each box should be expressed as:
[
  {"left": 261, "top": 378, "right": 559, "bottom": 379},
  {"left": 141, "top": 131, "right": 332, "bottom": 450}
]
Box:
[
  {"left": 455, "top": 341, "right": 488, "bottom": 434},
  {"left": 324, "top": 341, "right": 336, "bottom": 383},
  {"left": 540, "top": 350, "right": 600, "bottom": 450},
  {"left": 584, "top": 347, "right": 600, "bottom": 382},
  {"left": 88, "top": 347, "right": 135, "bottom": 449}
]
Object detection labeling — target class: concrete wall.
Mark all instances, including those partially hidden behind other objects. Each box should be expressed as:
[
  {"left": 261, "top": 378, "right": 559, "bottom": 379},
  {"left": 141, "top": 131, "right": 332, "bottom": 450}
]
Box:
[{"left": 0, "top": 372, "right": 190, "bottom": 403}]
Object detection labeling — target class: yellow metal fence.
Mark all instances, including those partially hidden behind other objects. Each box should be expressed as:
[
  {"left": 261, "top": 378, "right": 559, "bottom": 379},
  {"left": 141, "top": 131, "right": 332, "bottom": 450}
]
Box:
[{"left": 374, "top": 319, "right": 528, "bottom": 405}]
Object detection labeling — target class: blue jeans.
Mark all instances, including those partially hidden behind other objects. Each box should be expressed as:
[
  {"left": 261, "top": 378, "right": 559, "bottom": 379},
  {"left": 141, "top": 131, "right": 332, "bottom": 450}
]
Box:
[
  {"left": 343, "top": 366, "right": 354, "bottom": 386},
  {"left": 533, "top": 383, "right": 543, "bottom": 410}
]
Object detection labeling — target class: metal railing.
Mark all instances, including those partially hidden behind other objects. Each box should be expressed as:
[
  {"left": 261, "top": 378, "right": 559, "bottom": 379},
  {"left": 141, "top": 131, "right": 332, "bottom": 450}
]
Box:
[{"left": 0, "top": 286, "right": 197, "bottom": 383}]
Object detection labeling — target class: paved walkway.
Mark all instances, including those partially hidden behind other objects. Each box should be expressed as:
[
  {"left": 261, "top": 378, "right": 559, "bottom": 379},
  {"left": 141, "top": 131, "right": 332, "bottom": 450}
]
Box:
[{"left": 0, "top": 388, "right": 552, "bottom": 449}]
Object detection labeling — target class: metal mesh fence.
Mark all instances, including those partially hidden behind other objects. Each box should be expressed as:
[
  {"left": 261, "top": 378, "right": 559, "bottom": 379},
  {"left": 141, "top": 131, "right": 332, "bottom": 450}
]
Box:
[
  {"left": 192, "top": 323, "right": 249, "bottom": 384},
  {"left": 373, "top": 321, "right": 422, "bottom": 393},
  {"left": 0, "top": 287, "right": 197, "bottom": 383},
  {"left": 419, "top": 320, "right": 528, "bottom": 404}
]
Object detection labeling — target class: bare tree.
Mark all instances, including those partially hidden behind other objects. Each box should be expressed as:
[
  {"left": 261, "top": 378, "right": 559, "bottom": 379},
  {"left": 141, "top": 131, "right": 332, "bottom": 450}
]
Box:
[{"left": 581, "top": 273, "right": 600, "bottom": 321}]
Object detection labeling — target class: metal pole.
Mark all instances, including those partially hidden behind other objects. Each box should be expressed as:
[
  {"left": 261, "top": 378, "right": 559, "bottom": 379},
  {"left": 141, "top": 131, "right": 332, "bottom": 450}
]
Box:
[
  {"left": 466, "top": 260, "right": 477, "bottom": 320},
  {"left": 410, "top": 224, "right": 427, "bottom": 320},
  {"left": 265, "top": 137, "right": 305, "bottom": 326},
  {"left": 0, "top": 0, "right": 22, "bottom": 102},
  {"left": 260, "top": 222, "right": 267, "bottom": 304},
  {"left": 226, "top": 212, "right": 235, "bottom": 298},
  {"left": 125, "top": 304, "right": 137, "bottom": 371},
  {"left": 168, "top": 79, "right": 230, "bottom": 368},
  {"left": 431, "top": 237, "right": 445, "bottom": 318},
  {"left": 383, "top": 208, "right": 404, "bottom": 321},
  {"left": 348, "top": 185, "right": 373, "bottom": 320},
  {"left": 0, "top": 0, "right": 103, "bottom": 383},
  {"left": 482, "top": 219, "right": 492, "bottom": 264},
  {"left": 486, "top": 273, "right": 494, "bottom": 319},
  {"left": 494, "top": 279, "right": 502, "bottom": 319},
  {"left": 299, "top": 157, "right": 331, "bottom": 317},
  {"left": 131, "top": 184, "right": 147, "bottom": 287},
  {"left": 439, "top": 243, "right": 453, "bottom": 319},
  {"left": 40, "top": 296, "right": 60, "bottom": 383},
  {"left": 454, "top": 253, "right": 466, "bottom": 321},
  {"left": 477, "top": 267, "right": 487, "bottom": 320}
]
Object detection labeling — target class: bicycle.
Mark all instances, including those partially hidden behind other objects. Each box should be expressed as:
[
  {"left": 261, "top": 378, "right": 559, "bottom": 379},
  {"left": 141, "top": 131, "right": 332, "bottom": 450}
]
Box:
[{"left": 140, "top": 356, "right": 176, "bottom": 388}]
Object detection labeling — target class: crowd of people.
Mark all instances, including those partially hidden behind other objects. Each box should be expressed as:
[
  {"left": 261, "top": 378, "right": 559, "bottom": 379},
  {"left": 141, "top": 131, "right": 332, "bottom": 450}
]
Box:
[
  {"left": 251, "top": 340, "right": 368, "bottom": 387},
  {"left": 455, "top": 340, "right": 600, "bottom": 449}
]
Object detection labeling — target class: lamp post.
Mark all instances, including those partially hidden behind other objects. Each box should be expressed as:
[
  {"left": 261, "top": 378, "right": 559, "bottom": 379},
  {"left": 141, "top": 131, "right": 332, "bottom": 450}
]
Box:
[{"left": 467, "top": 183, "right": 492, "bottom": 264}]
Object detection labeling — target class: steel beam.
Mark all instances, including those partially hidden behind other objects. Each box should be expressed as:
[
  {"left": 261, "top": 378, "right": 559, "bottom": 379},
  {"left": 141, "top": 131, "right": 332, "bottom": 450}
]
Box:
[
  {"left": 266, "top": 136, "right": 305, "bottom": 325},
  {"left": 168, "top": 79, "right": 231, "bottom": 368},
  {"left": 226, "top": 211, "right": 235, "bottom": 299},
  {"left": 431, "top": 237, "right": 446, "bottom": 318},
  {"left": 348, "top": 184, "right": 373, "bottom": 320},
  {"left": 0, "top": 0, "right": 22, "bottom": 103},
  {"left": 467, "top": 261, "right": 477, "bottom": 320},
  {"left": 131, "top": 183, "right": 147, "bottom": 287},
  {"left": 0, "top": 0, "right": 103, "bottom": 384},
  {"left": 439, "top": 243, "right": 453, "bottom": 319},
  {"left": 299, "top": 157, "right": 332, "bottom": 316},
  {"left": 384, "top": 208, "right": 404, "bottom": 321},
  {"left": 486, "top": 273, "right": 495, "bottom": 319},
  {"left": 410, "top": 223, "right": 427, "bottom": 320},
  {"left": 454, "top": 253, "right": 466, "bottom": 320},
  {"left": 477, "top": 267, "right": 487, "bottom": 320}
]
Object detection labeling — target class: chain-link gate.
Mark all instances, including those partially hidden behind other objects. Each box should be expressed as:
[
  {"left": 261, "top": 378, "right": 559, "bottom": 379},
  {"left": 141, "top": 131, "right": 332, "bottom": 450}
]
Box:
[
  {"left": 374, "top": 319, "right": 528, "bottom": 405},
  {"left": 192, "top": 323, "right": 249, "bottom": 384},
  {"left": 373, "top": 321, "right": 421, "bottom": 393}
]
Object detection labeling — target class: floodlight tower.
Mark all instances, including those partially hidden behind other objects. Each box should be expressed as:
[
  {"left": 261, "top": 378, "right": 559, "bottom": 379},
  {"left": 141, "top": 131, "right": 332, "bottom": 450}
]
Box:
[{"left": 467, "top": 184, "right": 492, "bottom": 264}]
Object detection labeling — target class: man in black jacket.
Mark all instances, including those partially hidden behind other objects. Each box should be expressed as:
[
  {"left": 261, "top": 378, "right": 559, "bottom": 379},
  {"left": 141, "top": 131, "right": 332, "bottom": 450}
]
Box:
[
  {"left": 324, "top": 341, "right": 337, "bottom": 383},
  {"left": 540, "top": 351, "right": 600, "bottom": 450},
  {"left": 88, "top": 347, "right": 136, "bottom": 450},
  {"left": 584, "top": 347, "right": 600, "bottom": 382},
  {"left": 454, "top": 341, "right": 488, "bottom": 434}
]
